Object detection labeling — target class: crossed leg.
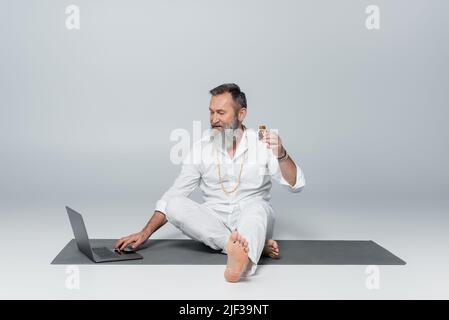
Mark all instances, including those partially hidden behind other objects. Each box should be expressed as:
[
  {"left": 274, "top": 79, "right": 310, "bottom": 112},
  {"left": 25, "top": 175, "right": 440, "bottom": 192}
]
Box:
[
  {"left": 165, "top": 196, "right": 279, "bottom": 282},
  {"left": 165, "top": 196, "right": 231, "bottom": 251}
]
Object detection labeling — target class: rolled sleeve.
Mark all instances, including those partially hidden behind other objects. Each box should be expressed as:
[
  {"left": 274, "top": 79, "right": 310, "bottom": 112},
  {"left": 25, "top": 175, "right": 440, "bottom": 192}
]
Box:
[
  {"left": 278, "top": 163, "right": 306, "bottom": 193},
  {"left": 155, "top": 199, "right": 169, "bottom": 214},
  {"left": 268, "top": 152, "right": 306, "bottom": 193}
]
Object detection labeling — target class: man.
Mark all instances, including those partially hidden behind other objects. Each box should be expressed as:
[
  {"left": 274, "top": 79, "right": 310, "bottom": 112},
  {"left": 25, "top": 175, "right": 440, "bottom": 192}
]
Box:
[{"left": 115, "top": 83, "right": 305, "bottom": 282}]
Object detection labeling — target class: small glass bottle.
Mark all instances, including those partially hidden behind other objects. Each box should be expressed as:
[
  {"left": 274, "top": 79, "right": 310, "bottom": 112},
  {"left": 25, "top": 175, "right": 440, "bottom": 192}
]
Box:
[{"left": 258, "top": 125, "right": 268, "bottom": 140}]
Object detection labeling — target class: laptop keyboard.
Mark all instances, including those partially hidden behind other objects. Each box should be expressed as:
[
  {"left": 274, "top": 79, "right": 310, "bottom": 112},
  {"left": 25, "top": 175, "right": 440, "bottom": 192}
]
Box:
[{"left": 92, "top": 247, "right": 118, "bottom": 259}]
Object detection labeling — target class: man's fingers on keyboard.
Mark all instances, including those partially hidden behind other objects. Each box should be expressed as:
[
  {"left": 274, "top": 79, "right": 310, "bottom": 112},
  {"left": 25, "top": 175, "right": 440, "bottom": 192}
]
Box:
[
  {"left": 114, "top": 239, "right": 124, "bottom": 248},
  {"left": 120, "top": 239, "right": 134, "bottom": 250}
]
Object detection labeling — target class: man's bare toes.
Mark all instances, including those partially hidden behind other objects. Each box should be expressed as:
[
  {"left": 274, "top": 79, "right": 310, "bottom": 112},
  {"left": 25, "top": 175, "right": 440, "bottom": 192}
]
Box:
[
  {"left": 263, "top": 239, "right": 281, "bottom": 259},
  {"left": 237, "top": 233, "right": 242, "bottom": 243}
]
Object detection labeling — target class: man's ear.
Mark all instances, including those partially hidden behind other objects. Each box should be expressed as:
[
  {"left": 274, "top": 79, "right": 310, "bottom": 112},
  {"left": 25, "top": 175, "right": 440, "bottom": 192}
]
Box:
[{"left": 238, "top": 107, "right": 247, "bottom": 122}]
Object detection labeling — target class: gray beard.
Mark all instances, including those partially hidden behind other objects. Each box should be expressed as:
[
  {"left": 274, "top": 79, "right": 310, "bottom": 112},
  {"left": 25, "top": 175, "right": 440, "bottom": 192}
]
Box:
[{"left": 211, "top": 118, "right": 241, "bottom": 152}]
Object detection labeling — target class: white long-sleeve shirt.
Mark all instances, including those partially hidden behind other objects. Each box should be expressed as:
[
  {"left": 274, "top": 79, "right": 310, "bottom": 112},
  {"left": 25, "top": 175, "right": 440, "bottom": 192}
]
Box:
[{"left": 155, "top": 128, "right": 305, "bottom": 214}]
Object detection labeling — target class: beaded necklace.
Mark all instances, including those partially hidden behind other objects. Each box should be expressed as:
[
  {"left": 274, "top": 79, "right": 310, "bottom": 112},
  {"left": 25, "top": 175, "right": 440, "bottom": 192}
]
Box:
[{"left": 213, "top": 128, "right": 247, "bottom": 194}]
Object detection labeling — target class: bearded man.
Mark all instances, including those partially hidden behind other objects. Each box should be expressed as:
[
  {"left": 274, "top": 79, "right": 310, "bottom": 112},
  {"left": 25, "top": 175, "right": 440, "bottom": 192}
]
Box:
[{"left": 115, "top": 83, "right": 305, "bottom": 282}]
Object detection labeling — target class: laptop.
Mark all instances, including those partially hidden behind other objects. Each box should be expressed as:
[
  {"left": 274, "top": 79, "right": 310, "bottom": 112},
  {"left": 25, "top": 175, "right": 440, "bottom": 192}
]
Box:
[{"left": 66, "top": 206, "right": 143, "bottom": 262}]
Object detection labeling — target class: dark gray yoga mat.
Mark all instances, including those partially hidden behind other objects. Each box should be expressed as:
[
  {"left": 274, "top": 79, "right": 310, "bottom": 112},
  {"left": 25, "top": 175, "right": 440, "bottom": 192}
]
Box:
[{"left": 51, "top": 239, "right": 406, "bottom": 265}]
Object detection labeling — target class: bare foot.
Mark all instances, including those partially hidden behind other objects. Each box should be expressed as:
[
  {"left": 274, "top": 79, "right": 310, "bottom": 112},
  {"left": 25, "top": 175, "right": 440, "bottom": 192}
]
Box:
[
  {"left": 263, "top": 239, "right": 280, "bottom": 259},
  {"left": 224, "top": 231, "right": 249, "bottom": 283}
]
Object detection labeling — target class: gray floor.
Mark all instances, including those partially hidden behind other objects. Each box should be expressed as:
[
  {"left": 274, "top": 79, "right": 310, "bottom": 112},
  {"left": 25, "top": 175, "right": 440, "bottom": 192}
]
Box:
[{"left": 1, "top": 200, "right": 448, "bottom": 299}]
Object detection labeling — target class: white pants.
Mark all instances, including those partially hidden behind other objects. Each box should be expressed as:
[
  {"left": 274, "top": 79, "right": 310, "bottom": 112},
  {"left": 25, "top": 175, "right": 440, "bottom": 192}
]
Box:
[{"left": 165, "top": 196, "right": 276, "bottom": 276}]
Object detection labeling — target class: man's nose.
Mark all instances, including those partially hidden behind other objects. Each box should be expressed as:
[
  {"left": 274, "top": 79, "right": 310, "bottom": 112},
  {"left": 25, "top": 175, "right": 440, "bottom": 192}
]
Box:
[{"left": 211, "top": 116, "right": 220, "bottom": 125}]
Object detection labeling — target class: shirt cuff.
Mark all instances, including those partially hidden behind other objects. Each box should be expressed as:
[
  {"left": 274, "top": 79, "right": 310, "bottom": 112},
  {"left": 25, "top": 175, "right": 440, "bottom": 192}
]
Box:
[
  {"left": 155, "top": 199, "right": 167, "bottom": 215},
  {"left": 279, "top": 163, "right": 306, "bottom": 193}
]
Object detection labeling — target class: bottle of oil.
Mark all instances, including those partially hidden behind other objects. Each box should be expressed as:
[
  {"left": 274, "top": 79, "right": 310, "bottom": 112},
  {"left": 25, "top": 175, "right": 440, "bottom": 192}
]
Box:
[{"left": 258, "top": 125, "right": 267, "bottom": 140}]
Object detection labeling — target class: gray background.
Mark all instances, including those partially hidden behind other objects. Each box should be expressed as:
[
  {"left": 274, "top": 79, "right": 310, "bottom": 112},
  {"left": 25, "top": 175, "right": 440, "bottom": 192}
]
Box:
[{"left": 0, "top": 0, "right": 448, "bottom": 299}]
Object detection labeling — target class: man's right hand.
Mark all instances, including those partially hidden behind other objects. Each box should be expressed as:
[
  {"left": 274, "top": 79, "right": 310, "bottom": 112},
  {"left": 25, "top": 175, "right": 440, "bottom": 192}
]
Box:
[{"left": 114, "top": 230, "right": 150, "bottom": 251}]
